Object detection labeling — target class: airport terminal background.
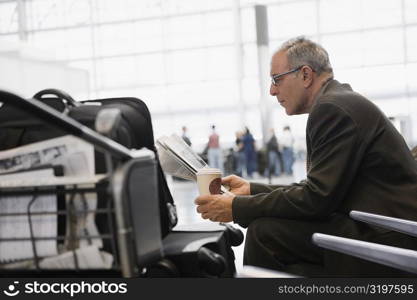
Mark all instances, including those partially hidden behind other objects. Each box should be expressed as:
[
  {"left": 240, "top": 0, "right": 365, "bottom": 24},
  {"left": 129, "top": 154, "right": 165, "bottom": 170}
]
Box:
[{"left": 1, "top": 0, "right": 417, "bottom": 274}]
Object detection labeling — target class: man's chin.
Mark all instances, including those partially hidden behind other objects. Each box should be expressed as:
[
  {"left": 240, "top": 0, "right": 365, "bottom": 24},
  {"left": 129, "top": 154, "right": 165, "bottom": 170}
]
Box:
[
  {"left": 285, "top": 108, "right": 305, "bottom": 116},
  {"left": 284, "top": 107, "right": 293, "bottom": 116}
]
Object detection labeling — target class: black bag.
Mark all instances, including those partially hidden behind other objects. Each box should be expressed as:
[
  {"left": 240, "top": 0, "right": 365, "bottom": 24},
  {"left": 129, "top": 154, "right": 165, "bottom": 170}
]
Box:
[{"left": 0, "top": 89, "right": 177, "bottom": 237}]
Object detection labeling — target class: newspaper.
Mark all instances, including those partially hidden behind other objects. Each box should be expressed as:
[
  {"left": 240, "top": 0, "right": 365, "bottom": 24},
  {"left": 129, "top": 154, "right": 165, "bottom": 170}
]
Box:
[
  {"left": 156, "top": 134, "right": 232, "bottom": 195},
  {"left": 0, "top": 135, "right": 95, "bottom": 176},
  {"left": 0, "top": 135, "right": 100, "bottom": 263},
  {"left": 156, "top": 134, "right": 207, "bottom": 181}
]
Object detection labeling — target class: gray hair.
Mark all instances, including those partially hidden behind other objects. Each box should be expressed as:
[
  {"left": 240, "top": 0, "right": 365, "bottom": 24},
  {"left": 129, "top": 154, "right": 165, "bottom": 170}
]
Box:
[{"left": 279, "top": 36, "right": 333, "bottom": 75}]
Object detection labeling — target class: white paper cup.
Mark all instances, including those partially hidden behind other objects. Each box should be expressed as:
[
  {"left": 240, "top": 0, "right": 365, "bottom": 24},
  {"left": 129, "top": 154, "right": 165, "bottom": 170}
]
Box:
[{"left": 196, "top": 168, "right": 222, "bottom": 195}]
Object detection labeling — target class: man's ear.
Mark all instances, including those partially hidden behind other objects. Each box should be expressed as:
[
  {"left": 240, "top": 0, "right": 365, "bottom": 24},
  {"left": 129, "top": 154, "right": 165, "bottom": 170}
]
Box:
[{"left": 302, "top": 67, "right": 313, "bottom": 88}]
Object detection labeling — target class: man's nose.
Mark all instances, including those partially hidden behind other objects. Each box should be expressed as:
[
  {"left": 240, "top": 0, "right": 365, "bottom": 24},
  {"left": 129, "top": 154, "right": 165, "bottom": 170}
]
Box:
[{"left": 270, "top": 84, "right": 278, "bottom": 96}]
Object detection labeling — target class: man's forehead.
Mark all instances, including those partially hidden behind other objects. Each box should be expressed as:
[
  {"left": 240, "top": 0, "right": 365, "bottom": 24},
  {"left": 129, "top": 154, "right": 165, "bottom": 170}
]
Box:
[{"left": 270, "top": 51, "right": 288, "bottom": 74}]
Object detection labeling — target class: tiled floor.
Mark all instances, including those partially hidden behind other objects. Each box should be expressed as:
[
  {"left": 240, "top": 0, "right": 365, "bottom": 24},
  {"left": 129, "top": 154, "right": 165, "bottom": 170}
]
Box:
[{"left": 168, "top": 159, "right": 306, "bottom": 273}]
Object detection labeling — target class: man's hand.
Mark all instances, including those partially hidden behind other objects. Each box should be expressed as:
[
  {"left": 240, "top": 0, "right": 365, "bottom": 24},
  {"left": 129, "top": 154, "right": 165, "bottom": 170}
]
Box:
[
  {"left": 195, "top": 193, "right": 235, "bottom": 223},
  {"left": 222, "top": 175, "right": 250, "bottom": 196}
]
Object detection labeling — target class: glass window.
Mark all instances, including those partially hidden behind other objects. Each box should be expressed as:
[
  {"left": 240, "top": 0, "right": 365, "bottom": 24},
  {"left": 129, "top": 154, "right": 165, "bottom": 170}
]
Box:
[
  {"left": 165, "top": 14, "right": 204, "bottom": 49},
  {"left": 66, "top": 28, "right": 94, "bottom": 60},
  {"left": 405, "top": 0, "right": 417, "bottom": 24},
  {"left": 135, "top": 86, "right": 169, "bottom": 113},
  {"left": 320, "top": 0, "right": 362, "bottom": 33},
  {"left": 243, "top": 43, "right": 258, "bottom": 77},
  {"left": 67, "top": 44, "right": 93, "bottom": 61},
  {"left": 371, "top": 98, "right": 411, "bottom": 126},
  {"left": 135, "top": 53, "right": 165, "bottom": 85},
  {"left": 166, "top": 49, "right": 205, "bottom": 83},
  {"left": 166, "top": 32, "right": 204, "bottom": 50},
  {"left": 269, "top": 0, "right": 317, "bottom": 40},
  {"left": 406, "top": 26, "right": 417, "bottom": 62},
  {"left": 362, "top": 0, "right": 402, "bottom": 29},
  {"left": 206, "top": 46, "right": 235, "bottom": 80},
  {"left": 29, "top": 30, "right": 67, "bottom": 60},
  {"left": 28, "top": 0, "right": 67, "bottom": 30},
  {"left": 201, "top": 80, "right": 238, "bottom": 107},
  {"left": 95, "top": 0, "right": 161, "bottom": 22},
  {"left": 337, "top": 65, "right": 407, "bottom": 100},
  {"left": 166, "top": 14, "right": 203, "bottom": 35},
  {"left": 164, "top": 0, "right": 212, "bottom": 15},
  {"left": 323, "top": 29, "right": 404, "bottom": 69},
  {"left": 165, "top": 80, "right": 237, "bottom": 111},
  {"left": 134, "top": 19, "right": 162, "bottom": 39},
  {"left": 165, "top": 83, "right": 202, "bottom": 111},
  {"left": 93, "top": 87, "right": 137, "bottom": 100},
  {"left": 405, "top": 63, "right": 417, "bottom": 95},
  {"left": 62, "top": 0, "right": 91, "bottom": 27},
  {"left": 321, "top": 33, "right": 364, "bottom": 68},
  {"left": 67, "top": 60, "right": 94, "bottom": 87},
  {"left": 242, "top": 77, "right": 260, "bottom": 105},
  {"left": 0, "top": 2, "right": 18, "bottom": 33},
  {"left": 0, "top": 34, "right": 19, "bottom": 44},
  {"left": 204, "top": 11, "right": 234, "bottom": 46},
  {"left": 95, "top": 56, "right": 137, "bottom": 89},
  {"left": 240, "top": 7, "right": 256, "bottom": 43},
  {"left": 95, "top": 23, "right": 136, "bottom": 57},
  {"left": 152, "top": 115, "right": 175, "bottom": 139},
  {"left": 269, "top": 38, "right": 286, "bottom": 53},
  {"left": 362, "top": 28, "right": 403, "bottom": 66},
  {"left": 133, "top": 19, "right": 163, "bottom": 53}
]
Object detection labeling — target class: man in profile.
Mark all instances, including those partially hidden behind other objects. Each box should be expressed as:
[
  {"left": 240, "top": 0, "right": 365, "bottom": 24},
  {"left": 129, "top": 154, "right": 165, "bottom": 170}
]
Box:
[{"left": 194, "top": 37, "right": 417, "bottom": 276}]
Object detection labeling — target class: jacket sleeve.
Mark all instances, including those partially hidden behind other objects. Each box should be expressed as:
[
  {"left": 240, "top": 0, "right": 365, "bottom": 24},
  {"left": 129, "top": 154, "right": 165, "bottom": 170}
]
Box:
[
  {"left": 233, "top": 103, "right": 362, "bottom": 227},
  {"left": 250, "top": 181, "right": 306, "bottom": 194}
]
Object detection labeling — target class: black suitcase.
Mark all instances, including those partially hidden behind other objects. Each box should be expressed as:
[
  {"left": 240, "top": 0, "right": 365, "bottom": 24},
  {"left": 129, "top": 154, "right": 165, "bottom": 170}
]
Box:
[{"left": 0, "top": 89, "right": 243, "bottom": 277}]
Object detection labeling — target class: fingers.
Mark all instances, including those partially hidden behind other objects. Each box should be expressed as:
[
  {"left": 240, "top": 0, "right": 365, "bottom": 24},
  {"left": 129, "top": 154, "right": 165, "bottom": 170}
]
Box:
[
  {"left": 195, "top": 196, "right": 212, "bottom": 216},
  {"left": 221, "top": 188, "right": 234, "bottom": 196},
  {"left": 201, "top": 213, "right": 210, "bottom": 219},
  {"left": 221, "top": 175, "right": 237, "bottom": 185},
  {"left": 196, "top": 205, "right": 206, "bottom": 214},
  {"left": 194, "top": 195, "right": 210, "bottom": 205},
  {"left": 201, "top": 212, "right": 218, "bottom": 222},
  {"left": 196, "top": 196, "right": 215, "bottom": 220}
]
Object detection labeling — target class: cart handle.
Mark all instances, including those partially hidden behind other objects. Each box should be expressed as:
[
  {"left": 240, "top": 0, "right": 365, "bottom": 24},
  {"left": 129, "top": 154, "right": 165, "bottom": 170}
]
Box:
[
  {"left": 33, "top": 88, "right": 79, "bottom": 108},
  {"left": 0, "top": 90, "right": 133, "bottom": 161}
]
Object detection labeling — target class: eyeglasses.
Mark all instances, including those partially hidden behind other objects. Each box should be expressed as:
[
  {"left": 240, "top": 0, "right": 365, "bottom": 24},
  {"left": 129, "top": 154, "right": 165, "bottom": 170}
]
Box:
[{"left": 271, "top": 66, "right": 303, "bottom": 86}]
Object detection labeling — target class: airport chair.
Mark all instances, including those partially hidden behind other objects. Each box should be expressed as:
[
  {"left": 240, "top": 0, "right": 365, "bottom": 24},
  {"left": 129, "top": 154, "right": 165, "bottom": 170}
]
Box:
[{"left": 312, "top": 210, "right": 417, "bottom": 274}]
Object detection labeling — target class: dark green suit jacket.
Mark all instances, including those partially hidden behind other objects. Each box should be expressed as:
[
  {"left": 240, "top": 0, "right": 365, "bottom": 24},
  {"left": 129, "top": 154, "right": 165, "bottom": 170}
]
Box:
[{"left": 233, "top": 80, "right": 417, "bottom": 228}]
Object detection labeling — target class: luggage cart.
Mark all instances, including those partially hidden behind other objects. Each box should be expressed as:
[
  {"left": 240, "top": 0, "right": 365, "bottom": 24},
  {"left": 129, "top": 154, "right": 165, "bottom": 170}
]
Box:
[{"left": 0, "top": 90, "right": 163, "bottom": 277}]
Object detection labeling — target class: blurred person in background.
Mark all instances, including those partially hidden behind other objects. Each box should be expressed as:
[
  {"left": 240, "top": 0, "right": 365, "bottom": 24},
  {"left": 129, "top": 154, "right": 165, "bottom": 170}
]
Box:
[
  {"left": 280, "top": 125, "right": 295, "bottom": 175},
  {"left": 207, "top": 125, "right": 223, "bottom": 173},
  {"left": 234, "top": 130, "right": 245, "bottom": 177},
  {"left": 264, "top": 128, "right": 281, "bottom": 177},
  {"left": 242, "top": 127, "right": 257, "bottom": 178},
  {"left": 181, "top": 126, "right": 192, "bottom": 147},
  {"left": 194, "top": 36, "right": 417, "bottom": 277}
]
